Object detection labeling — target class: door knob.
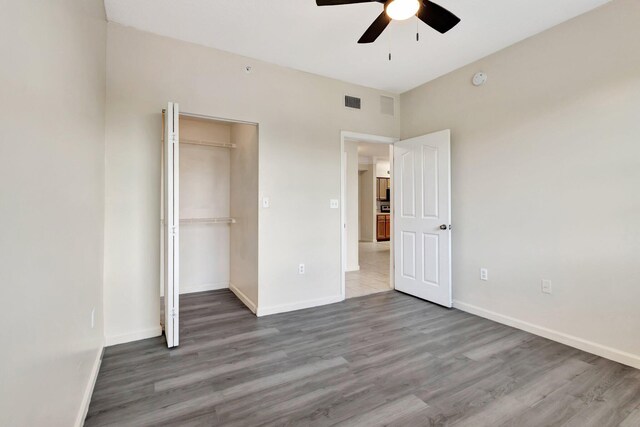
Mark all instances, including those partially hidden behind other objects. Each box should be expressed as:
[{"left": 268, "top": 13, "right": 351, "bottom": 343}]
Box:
[{"left": 440, "top": 224, "right": 447, "bottom": 230}]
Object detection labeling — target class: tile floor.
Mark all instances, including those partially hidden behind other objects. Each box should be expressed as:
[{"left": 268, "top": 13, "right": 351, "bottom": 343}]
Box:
[{"left": 346, "top": 241, "right": 391, "bottom": 298}]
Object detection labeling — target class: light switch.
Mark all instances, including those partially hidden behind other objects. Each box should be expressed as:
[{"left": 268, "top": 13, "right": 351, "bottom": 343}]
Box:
[
  {"left": 262, "top": 197, "right": 270, "bottom": 208},
  {"left": 330, "top": 199, "right": 339, "bottom": 209}
]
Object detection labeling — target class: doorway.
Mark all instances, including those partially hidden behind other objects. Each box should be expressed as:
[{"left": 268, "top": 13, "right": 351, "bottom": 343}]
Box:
[
  {"left": 341, "top": 132, "right": 398, "bottom": 299},
  {"left": 340, "top": 130, "right": 453, "bottom": 307}
]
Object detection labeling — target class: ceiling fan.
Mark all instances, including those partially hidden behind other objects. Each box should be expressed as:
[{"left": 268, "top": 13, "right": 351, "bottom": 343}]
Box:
[{"left": 316, "top": 0, "right": 461, "bottom": 44}]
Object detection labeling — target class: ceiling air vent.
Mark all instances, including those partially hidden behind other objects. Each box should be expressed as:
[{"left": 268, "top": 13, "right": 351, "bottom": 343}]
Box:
[
  {"left": 344, "top": 95, "right": 361, "bottom": 110},
  {"left": 380, "top": 95, "right": 395, "bottom": 116}
]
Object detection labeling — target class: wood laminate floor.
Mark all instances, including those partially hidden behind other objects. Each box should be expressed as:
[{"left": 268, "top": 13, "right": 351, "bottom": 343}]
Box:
[{"left": 86, "top": 290, "right": 640, "bottom": 426}]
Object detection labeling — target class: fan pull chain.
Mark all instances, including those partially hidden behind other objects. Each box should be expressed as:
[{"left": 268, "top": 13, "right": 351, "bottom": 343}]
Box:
[{"left": 416, "top": 16, "right": 420, "bottom": 42}]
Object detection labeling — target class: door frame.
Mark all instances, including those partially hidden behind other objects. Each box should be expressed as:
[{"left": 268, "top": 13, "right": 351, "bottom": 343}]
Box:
[
  {"left": 160, "top": 107, "right": 261, "bottom": 347},
  {"left": 340, "top": 131, "right": 399, "bottom": 301}
]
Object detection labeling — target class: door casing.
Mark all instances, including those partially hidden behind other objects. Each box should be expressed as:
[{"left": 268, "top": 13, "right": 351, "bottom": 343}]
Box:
[{"left": 340, "top": 131, "right": 399, "bottom": 300}]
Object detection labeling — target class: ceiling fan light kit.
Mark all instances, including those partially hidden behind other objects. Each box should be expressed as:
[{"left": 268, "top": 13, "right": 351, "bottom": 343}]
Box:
[
  {"left": 316, "top": 0, "right": 460, "bottom": 44},
  {"left": 386, "top": 0, "right": 420, "bottom": 21}
]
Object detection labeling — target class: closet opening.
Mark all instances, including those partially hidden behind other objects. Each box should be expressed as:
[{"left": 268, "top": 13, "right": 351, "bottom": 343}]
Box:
[{"left": 161, "top": 104, "right": 259, "bottom": 348}]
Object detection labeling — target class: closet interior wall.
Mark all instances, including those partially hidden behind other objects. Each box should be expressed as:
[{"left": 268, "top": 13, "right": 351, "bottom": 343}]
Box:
[
  {"left": 166, "top": 115, "right": 258, "bottom": 312},
  {"left": 230, "top": 123, "right": 259, "bottom": 310},
  {"left": 179, "top": 117, "right": 232, "bottom": 293}
]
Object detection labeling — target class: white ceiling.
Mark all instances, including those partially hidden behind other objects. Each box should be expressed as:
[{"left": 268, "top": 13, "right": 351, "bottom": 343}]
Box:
[
  {"left": 358, "top": 142, "right": 391, "bottom": 159},
  {"left": 104, "top": 0, "right": 610, "bottom": 93}
]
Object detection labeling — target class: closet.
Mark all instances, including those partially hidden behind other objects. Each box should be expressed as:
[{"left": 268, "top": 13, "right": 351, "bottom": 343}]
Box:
[{"left": 161, "top": 102, "right": 258, "bottom": 348}]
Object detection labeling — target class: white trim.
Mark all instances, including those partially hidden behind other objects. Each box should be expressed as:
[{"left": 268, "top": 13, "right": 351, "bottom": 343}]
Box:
[
  {"left": 341, "top": 150, "right": 347, "bottom": 301},
  {"left": 453, "top": 300, "right": 640, "bottom": 370},
  {"left": 179, "top": 111, "right": 258, "bottom": 126},
  {"left": 180, "top": 281, "right": 228, "bottom": 295},
  {"left": 229, "top": 283, "right": 258, "bottom": 314},
  {"left": 346, "top": 265, "right": 360, "bottom": 272},
  {"left": 105, "top": 326, "right": 163, "bottom": 347},
  {"left": 257, "top": 294, "right": 343, "bottom": 317},
  {"left": 75, "top": 344, "right": 103, "bottom": 427},
  {"left": 342, "top": 131, "right": 399, "bottom": 144},
  {"left": 340, "top": 131, "right": 399, "bottom": 301}
]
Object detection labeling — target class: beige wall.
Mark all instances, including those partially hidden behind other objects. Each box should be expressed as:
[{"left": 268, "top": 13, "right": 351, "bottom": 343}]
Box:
[
  {"left": 104, "top": 23, "right": 399, "bottom": 338},
  {"left": 230, "top": 123, "right": 259, "bottom": 311},
  {"left": 359, "top": 165, "right": 375, "bottom": 242},
  {"left": 375, "top": 159, "right": 391, "bottom": 178},
  {"left": 0, "top": 1, "right": 107, "bottom": 425},
  {"left": 179, "top": 118, "right": 232, "bottom": 294},
  {"left": 401, "top": 0, "right": 640, "bottom": 367},
  {"left": 344, "top": 141, "right": 360, "bottom": 271}
]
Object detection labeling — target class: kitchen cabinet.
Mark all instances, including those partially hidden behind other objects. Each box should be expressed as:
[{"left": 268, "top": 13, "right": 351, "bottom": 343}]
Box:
[
  {"left": 377, "top": 178, "right": 390, "bottom": 201},
  {"left": 377, "top": 214, "right": 391, "bottom": 241}
]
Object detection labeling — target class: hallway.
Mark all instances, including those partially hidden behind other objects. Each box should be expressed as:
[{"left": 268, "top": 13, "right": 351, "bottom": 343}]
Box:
[{"left": 346, "top": 241, "right": 391, "bottom": 298}]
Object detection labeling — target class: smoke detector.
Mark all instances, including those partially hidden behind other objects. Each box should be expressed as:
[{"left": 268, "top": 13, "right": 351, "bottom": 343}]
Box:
[{"left": 472, "top": 72, "right": 487, "bottom": 86}]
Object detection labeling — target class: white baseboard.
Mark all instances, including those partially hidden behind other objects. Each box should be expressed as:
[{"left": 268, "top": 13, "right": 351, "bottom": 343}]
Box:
[
  {"left": 229, "top": 283, "right": 257, "bottom": 314},
  {"left": 453, "top": 300, "right": 640, "bottom": 370},
  {"left": 105, "top": 326, "right": 163, "bottom": 347},
  {"left": 180, "top": 281, "right": 228, "bottom": 295},
  {"left": 75, "top": 343, "right": 103, "bottom": 427},
  {"left": 257, "top": 294, "right": 343, "bottom": 317},
  {"left": 346, "top": 265, "right": 360, "bottom": 272}
]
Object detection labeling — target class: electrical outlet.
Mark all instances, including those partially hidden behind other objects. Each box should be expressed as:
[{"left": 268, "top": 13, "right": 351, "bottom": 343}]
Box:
[
  {"left": 298, "top": 264, "right": 305, "bottom": 275},
  {"left": 330, "top": 199, "right": 339, "bottom": 209},
  {"left": 91, "top": 308, "right": 95, "bottom": 329},
  {"left": 480, "top": 268, "right": 488, "bottom": 281},
  {"left": 542, "top": 279, "right": 552, "bottom": 294}
]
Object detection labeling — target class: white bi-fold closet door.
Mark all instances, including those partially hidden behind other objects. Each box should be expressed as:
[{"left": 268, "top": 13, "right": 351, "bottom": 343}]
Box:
[
  {"left": 163, "top": 102, "right": 180, "bottom": 348},
  {"left": 393, "top": 130, "right": 452, "bottom": 308}
]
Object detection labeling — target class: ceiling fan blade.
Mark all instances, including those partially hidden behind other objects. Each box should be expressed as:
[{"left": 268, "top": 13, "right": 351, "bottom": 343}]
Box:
[
  {"left": 417, "top": 0, "right": 461, "bottom": 34},
  {"left": 316, "top": 0, "right": 378, "bottom": 5},
  {"left": 358, "top": 11, "right": 392, "bottom": 44}
]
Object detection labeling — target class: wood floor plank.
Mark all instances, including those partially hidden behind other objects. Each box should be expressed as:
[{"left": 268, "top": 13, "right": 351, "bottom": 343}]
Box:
[
  {"left": 334, "top": 394, "right": 429, "bottom": 426},
  {"left": 85, "top": 290, "right": 640, "bottom": 426}
]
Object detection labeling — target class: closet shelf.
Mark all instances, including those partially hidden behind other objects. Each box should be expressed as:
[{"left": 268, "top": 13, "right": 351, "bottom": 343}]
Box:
[
  {"left": 180, "top": 217, "right": 236, "bottom": 224},
  {"left": 180, "top": 138, "right": 236, "bottom": 149}
]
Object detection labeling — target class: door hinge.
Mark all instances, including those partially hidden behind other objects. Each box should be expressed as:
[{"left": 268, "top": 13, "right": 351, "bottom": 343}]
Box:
[
  {"left": 169, "top": 132, "right": 177, "bottom": 144},
  {"left": 171, "top": 225, "right": 176, "bottom": 236},
  {"left": 170, "top": 308, "right": 177, "bottom": 318}
]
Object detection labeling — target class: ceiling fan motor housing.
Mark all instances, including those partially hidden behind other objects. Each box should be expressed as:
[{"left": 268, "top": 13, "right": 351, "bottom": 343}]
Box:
[{"left": 316, "top": 0, "right": 461, "bottom": 44}]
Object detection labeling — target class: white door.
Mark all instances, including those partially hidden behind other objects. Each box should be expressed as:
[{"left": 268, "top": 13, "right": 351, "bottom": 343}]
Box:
[
  {"left": 163, "top": 102, "right": 180, "bottom": 347},
  {"left": 393, "top": 130, "right": 452, "bottom": 307}
]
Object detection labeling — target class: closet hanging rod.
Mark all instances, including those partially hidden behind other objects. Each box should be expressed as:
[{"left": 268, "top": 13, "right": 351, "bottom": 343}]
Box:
[
  {"left": 180, "top": 138, "right": 236, "bottom": 149},
  {"left": 180, "top": 217, "right": 237, "bottom": 224}
]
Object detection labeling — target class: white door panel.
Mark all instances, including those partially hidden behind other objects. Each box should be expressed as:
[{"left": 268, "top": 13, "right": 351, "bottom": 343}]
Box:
[
  {"left": 401, "top": 231, "right": 416, "bottom": 280},
  {"left": 400, "top": 151, "right": 416, "bottom": 218},
  {"left": 394, "top": 130, "right": 451, "bottom": 307}
]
